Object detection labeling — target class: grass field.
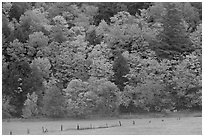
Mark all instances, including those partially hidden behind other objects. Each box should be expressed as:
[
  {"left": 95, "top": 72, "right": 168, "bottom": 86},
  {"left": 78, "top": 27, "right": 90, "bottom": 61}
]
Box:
[{"left": 2, "top": 113, "right": 202, "bottom": 135}]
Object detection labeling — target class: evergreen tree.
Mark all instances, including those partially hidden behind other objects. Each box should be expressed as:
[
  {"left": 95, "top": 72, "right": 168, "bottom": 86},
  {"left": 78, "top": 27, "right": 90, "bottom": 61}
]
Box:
[
  {"left": 112, "top": 51, "right": 129, "bottom": 91},
  {"left": 152, "top": 3, "right": 194, "bottom": 59}
]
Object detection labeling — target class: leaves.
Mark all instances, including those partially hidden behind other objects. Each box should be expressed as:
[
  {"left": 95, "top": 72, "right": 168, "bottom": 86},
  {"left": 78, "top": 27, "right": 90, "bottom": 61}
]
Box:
[
  {"left": 22, "top": 92, "right": 38, "bottom": 118},
  {"left": 2, "top": 2, "right": 202, "bottom": 118}
]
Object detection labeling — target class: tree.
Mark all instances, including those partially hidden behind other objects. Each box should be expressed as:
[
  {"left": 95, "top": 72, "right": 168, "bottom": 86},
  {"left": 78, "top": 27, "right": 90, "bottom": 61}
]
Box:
[
  {"left": 88, "top": 42, "right": 114, "bottom": 79},
  {"left": 190, "top": 24, "right": 202, "bottom": 57},
  {"left": 89, "top": 78, "right": 120, "bottom": 116},
  {"left": 96, "top": 11, "right": 144, "bottom": 52},
  {"left": 26, "top": 31, "right": 49, "bottom": 60},
  {"left": 63, "top": 77, "right": 120, "bottom": 117},
  {"left": 120, "top": 50, "right": 173, "bottom": 112},
  {"left": 30, "top": 57, "right": 51, "bottom": 79},
  {"left": 150, "top": 3, "right": 194, "bottom": 59},
  {"left": 180, "top": 2, "right": 200, "bottom": 33},
  {"left": 2, "top": 2, "right": 202, "bottom": 118},
  {"left": 85, "top": 25, "right": 101, "bottom": 46},
  {"left": 42, "top": 84, "right": 66, "bottom": 118},
  {"left": 92, "top": 2, "right": 128, "bottom": 25},
  {"left": 22, "top": 92, "right": 39, "bottom": 118},
  {"left": 63, "top": 79, "right": 92, "bottom": 118},
  {"left": 112, "top": 51, "right": 129, "bottom": 91},
  {"left": 7, "top": 8, "right": 50, "bottom": 43},
  {"left": 2, "top": 60, "right": 44, "bottom": 117},
  {"left": 2, "top": 95, "right": 16, "bottom": 119},
  {"left": 170, "top": 53, "right": 202, "bottom": 110},
  {"left": 8, "top": 2, "right": 31, "bottom": 21},
  {"left": 2, "top": 14, "right": 11, "bottom": 38},
  {"left": 6, "top": 39, "right": 26, "bottom": 61}
]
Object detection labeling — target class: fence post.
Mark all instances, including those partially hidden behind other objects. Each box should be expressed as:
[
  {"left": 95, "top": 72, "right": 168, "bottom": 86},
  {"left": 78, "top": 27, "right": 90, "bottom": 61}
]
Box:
[
  {"left": 119, "top": 121, "right": 122, "bottom": 126},
  {"left": 27, "top": 128, "right": 30, "bottom": 134},
  {"left": 42, "top": 126, "right": 44, "bottom": 133},
  {"left": 61, "top": 125, "right": 63, "bottom": 131},
  {"left": 77, "top": 124, "right": 80, "bottom": 130}
]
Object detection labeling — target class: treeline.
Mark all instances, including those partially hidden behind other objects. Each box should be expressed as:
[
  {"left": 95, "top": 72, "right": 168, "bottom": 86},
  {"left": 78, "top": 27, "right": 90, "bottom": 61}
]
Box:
[{"left": 2, "top": 2, "right": 202, "bottom": 118}]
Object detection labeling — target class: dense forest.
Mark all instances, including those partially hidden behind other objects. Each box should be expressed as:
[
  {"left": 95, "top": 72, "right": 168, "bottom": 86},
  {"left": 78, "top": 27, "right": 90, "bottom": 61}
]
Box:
[{"left": 2, "top": 2, "right": 202, "bottom": 118}]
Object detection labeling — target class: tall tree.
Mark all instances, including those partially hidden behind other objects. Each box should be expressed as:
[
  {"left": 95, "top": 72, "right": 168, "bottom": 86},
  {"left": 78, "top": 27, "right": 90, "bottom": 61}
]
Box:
[
  {"left": 151, "top": 3, "right": 194, "bottom": 59},
  {"left": 112, "top": 51, "right": 130, "bottom": 91}
]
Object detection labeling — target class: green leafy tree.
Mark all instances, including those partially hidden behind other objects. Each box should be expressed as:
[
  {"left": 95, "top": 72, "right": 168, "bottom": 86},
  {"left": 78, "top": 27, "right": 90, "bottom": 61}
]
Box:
[
  {"left": 2, "top": 2, "right": 12, "bottom": 17},
  {"left": 50, "top": 24, "right": 68, "bottom": 43},
  {"left": 2, "top": 60, "right": 44, "bottom": 117},
  {"left": 27, "top": 31, "right": 49, "bottom": 60},
  {"left": 42, "top": 83, "right": 66, "bottom": 118},
  {"left": 170, "top": 53, "right": 202, "bottom": 110},
  {"left": 9, "top": 2, "right": 31, "bottom": 21},
  {"left": 88, "top": 42, "right": 113, "bottom": 79},
  {"left": 180, "top": 2, "right": 200, "bottom": 33},
  {"left": 8, "top": 8, "right": 50, "bottom": 43},
  {"left": 64, "top": 78, "right": 120, "bottom": 117},
  {"left": 88, "top": 77, "right": 120, "bottom": 116},
  {"left": 121, "top": 51, "right": 173, "bottom": 112},
  {"left": 2, "top": 96, "right": 16, "bottom": 119},
  {"left": 2, "top": 14, "right": 11, "bottom": 38},
  {"left": 22, "top": 92, "right": 39, "bottom": 118},
  {"left": 190, "top": 24, "right": 202, "bottom": 57},
  {"left": 6, "top": 39, "right": 26, "bottom": 61},
  {"left": 73, "top": 4, "right": 98, "bottom": 29},
  {"left": 92, "top": 2, "right": 128, "bottom": 25},
  {"left": 30, "top": 57, "right": 51, "bottom": 79},
  {"left": 85, "top": 25, "right": 102, "bottom": 46},
  {"left": 63, "top": 79, "right": 91, "bottom": 118},
  {"left": 96, "top": 11, "right": 144, "bottom": 52}
]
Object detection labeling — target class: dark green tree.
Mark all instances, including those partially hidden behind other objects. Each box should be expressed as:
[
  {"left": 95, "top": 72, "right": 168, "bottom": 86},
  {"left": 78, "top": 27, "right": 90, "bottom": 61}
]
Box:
[
  {"left": 151, "top": 3, "right": 194, "bottom": 59},
  {"left": 112, "top": 51, "right": 130, "bottom": 91},
  {"left": 2, "top": 61, "right": 44, "bottom": 117},
  {"left": 8, "top": 2, "right": 31, "bottom": 21},
  {"left": 2, "top": 14, "right": 11, "bottom": 38}
]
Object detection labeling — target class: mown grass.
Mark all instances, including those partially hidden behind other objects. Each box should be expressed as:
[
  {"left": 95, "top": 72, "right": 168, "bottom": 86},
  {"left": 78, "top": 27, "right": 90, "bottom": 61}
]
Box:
[{"left": 2, "top": 111, "right": 202, "bottom": 135}]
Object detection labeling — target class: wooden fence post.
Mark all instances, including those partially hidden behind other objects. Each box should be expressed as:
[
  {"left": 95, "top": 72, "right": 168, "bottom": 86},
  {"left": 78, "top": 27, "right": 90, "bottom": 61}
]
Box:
[
  {"left": 42, "top": 126, "right": 44, "bottom": 133},
  {"left": 119, "top": 121, "right": 122, "bottom": 126},
  {"left": 77, "top": 124, "right": 80, "bottom": 130},
  {"left": 27, "top": 128, "right": 30, "bottom": 134},
  {"left": 61, "top": 125, "right": 63, "bottom": 131}
]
